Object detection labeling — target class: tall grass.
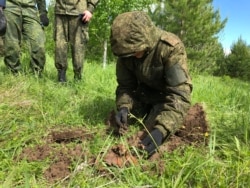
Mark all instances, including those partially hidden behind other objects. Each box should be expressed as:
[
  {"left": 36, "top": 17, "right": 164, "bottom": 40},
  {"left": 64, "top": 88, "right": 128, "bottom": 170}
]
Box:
[{"left": 0, "top": 56, "right": 250, "bottom": 187}]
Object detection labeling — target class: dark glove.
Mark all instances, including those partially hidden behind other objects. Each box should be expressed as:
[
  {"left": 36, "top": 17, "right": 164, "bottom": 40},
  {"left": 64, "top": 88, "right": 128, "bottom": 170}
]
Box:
[
  {"left": 115, "top": 107, "right": 128, "bottom": 127},
  {"left": 141, "top": 128, "right": 163, "bottom": 156},
  {"left": 40, "top": 13, "right": 49, "bottom": 27},
  {"left": 0, "top": 9, "right": 6, "bottom": 36},
  {"left": 79, "top": 13, "right": 88, "bottom": 24}
]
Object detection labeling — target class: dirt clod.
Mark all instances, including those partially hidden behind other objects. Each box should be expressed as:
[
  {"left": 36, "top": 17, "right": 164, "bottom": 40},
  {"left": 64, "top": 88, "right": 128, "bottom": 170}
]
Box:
[
  {"left": 104, "top": 144, "right": 138, "bottom": 167},
  {"left": 48, "top": 128, "right": 93, "bottom": 143}
]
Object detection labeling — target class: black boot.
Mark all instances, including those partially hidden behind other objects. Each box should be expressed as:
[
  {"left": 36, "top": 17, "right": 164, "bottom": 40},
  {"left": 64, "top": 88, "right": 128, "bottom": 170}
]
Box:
[
  {"left": 74, "top": 73, "right": 82, "bottom": 81},
  {"left": 58, "top": 70, "right": 66, "bottom": 82}
]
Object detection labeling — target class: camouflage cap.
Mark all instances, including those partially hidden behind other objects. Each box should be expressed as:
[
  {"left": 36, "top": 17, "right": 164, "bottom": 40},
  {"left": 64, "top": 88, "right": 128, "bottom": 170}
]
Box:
[{"left": 110, "top": 11, "right": 160, "bottom": 57}]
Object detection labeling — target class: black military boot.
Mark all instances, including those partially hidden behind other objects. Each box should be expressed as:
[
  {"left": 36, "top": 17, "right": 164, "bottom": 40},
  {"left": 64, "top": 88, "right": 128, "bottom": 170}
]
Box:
[
  {"left": 58, "top": 70, "right": 66, "bottom": 82},
  {"left": 74, "top": 72, "right": 82, "bottom": 81},
  {"left": 74, "top": 71, "right": 82, "bottom": 81}
]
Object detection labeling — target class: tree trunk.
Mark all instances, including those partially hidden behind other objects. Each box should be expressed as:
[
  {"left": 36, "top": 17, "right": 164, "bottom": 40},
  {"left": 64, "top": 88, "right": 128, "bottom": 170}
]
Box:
[{"left": 103, "top": 40, "right": 107, "bottom": 68}]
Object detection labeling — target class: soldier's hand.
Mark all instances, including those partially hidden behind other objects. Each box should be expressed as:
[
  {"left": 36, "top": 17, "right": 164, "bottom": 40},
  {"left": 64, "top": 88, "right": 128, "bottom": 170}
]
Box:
[
  {"left": 115, "top": 107, "right": 128, "bottom": 127},
  {"left": 0, "top": 8, "right": 7, "bottom": 36},
  {"left": 141, "top": 128, "right": 163, "bottom": 156},
  {"left": 40, "top": 13, "right": 49, "bottom": 27},
  {"left": 79, "top": 14, "right": 87, "bottom": 24}
]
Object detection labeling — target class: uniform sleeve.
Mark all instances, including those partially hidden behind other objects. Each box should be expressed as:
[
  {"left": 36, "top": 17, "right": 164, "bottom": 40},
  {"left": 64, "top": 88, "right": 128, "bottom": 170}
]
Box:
[
  {"left": 155, "top": 41, "right": 192, "bottom": 137},
  {"left": 0, "top": 0, "right": 6, "bottom": 8},
  {"left": 115, "top": 58, "right": 138, "bottom": 111},
  {"left": 36, "top": 0, "right": 47, "bottom": 15},
  {"left": 87, "top": 0, "right": 99, "bottom": 13}
]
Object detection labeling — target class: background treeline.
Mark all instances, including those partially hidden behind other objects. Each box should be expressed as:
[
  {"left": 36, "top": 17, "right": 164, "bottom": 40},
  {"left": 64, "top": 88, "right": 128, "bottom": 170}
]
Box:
[{"left": 45, "top": 0, "right": 250, "bottom": 81}]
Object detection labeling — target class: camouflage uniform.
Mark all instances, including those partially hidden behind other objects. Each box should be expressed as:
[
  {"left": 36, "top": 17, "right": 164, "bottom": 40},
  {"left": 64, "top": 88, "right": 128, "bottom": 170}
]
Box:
[
  {"left": 0, "top": 37, "right": 3, "bottom": 56},
  {"left": 3, "top": 0, "right": 47, "bottom": 74},
  {"left": 54, "top": 0, "right": 99, "bottom": 81},
  {"left": 110, "top": 11, "right": 192, "bottom": 137},
  {"left": 0, "top": 0, "right": 5, "bottom": 56}
]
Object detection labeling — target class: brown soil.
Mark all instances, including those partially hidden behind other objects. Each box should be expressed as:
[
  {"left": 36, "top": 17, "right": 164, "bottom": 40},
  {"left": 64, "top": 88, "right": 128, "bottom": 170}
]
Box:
[
  {"left": 104, "top": 103, "right": 209, "bottom": 168},
  {"left": 17, "top": 103, "right": 209, "bottom": 183},
  {"left": 18, "top": 128, "right": 93, "bottom": 183}
]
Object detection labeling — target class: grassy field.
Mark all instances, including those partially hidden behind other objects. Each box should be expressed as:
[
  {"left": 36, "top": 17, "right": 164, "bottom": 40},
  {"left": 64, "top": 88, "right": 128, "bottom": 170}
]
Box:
[{"left": 0, "top": 56, "right": 250, "bottom": 187}]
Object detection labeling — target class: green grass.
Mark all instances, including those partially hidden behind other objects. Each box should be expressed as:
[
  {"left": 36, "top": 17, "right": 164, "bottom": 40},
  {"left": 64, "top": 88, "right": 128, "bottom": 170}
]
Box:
[{"left": 0, "top": 56, "right": 250, "bottom": 187}]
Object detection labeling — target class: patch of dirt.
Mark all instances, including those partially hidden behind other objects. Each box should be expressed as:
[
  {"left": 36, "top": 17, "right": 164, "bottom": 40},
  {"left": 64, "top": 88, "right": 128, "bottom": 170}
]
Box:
[
  {"left": 103, "top": 144, "right": 138, "bottom": 168},
  {"left": 47, "top": 128, "right": 93, "bottom": 143},
  {"left": 18, "top": 128, "right": 93, "bottom": 183},
  {"left": 104, "top": 103, "right": 209, "bottom": 169},
  {"left": 17, "top": 103, "right": 209, "bottom": 182},
  {"left": 18, "top": 145, "right": 52, "bottom": 162}
]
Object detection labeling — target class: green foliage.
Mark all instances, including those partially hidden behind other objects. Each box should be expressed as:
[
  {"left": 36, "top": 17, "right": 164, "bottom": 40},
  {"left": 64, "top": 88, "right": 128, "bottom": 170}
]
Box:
[
  {"left": 188, "top": 40, "right": 225, "bottom": 74},
  {"left": 44, "top": 0, "right": 55, "bottom": 57},
  {"left": 149, "top": 0, "right": 227, "bottom": 73},
  {"left": 88, "top": 0, "right": 155, "bottom": 62},
  {"left": 218, "top": 38, "right": 250, "bottom": 81}
]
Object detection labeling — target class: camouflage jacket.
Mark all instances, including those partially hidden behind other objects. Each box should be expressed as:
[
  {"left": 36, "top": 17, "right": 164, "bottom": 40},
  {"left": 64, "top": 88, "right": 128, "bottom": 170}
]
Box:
[
  {"left": 55, "top": 0, "right": 99, "bottom": 15},
  {"left": 111, "top": 11, "right": 192, "bottom": 110},
  {"left": 6, "top": 0, "right": 47, "bottom": 15}
]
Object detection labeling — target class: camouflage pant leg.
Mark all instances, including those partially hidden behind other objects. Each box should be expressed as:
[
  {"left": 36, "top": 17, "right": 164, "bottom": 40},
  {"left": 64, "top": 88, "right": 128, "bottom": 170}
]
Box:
[
  {"left": 69, "top": 17, "right": 88, "bottom": 77},
  {"left": 55, "top": 15, "right": 88, "bottom": 76},
  {"left": 0, "top": 36, "right": 4, "bottom": 56},
  {"left": 23, "top": 11, "right": 46, "bottom": 73},
  {"left": 54, "top": 15, "right": 68, "bottom": 71},
  {"left": 4, "top": 7, "right": 45, "bottom": 73},
  {"left": 3, "top": 10, "right": 22, "bottom": 72}
]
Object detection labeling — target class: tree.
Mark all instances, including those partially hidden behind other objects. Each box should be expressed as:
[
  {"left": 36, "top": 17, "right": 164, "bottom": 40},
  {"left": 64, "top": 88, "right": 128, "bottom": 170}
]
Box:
[
  {"left": 149, "top": 0, "right": 227, "bottom": 73},
  {"left": 44, "top": 0, "right": 55, "bottom": 57},
  {"left": 222, "top": 38, "right": 250, "bottom": 80},
  {"left": 88, "top": 0, "right": 154, "bottom": 66}
]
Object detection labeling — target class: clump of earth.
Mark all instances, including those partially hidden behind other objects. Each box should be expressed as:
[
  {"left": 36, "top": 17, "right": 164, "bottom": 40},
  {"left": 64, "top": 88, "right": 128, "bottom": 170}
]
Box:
[{"left": 17, "top": 103, "right": 209, "bottom": 183}]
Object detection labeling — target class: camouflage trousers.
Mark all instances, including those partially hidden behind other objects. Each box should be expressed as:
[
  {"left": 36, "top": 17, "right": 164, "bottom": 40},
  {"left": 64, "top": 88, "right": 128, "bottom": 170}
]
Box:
[
  {"left": 54, "top": 14, "right": 89, "bottom": 77},
  {"left": 0, "top": 36, "right": 3, "bottom": 56},
  {"left": 3, "top": 7, "right": 46, "bottom": 73},
  {"left": 129, "top": 84, "right": 191, "bottom": 137}
]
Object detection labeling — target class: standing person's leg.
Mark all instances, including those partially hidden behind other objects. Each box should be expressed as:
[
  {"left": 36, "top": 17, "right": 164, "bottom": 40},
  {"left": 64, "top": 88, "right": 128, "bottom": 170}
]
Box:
[
  {"left": 69, "top": 16, "right": 88, "bottom": 81},
  {"left": 54, "top": 15, "right": 69, "bottom": 82},
  {"left": 3, "top": 9, "right": 22, "bottom": 74},
  {"left": 0, "top": 36, "right": 4, "bottom": 56},
  {"left": 22, "top": 7, "right": 45, "bottom": 75}
]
